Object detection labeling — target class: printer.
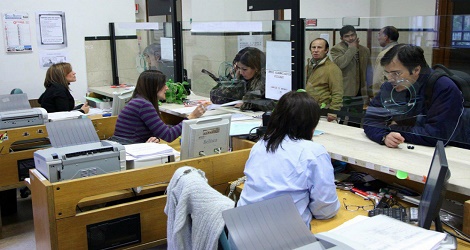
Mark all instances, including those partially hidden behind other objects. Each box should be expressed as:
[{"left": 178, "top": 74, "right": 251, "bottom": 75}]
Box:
[
  {"left": 34, "top": 118, "right": 125, "bottom": 182},
  {"left": 0, "top": 93, "right": 48, "bottom": 129}
]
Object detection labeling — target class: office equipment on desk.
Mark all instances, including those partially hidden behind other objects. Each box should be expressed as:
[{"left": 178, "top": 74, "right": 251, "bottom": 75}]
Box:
[
  {"left": 124, "top": 143, "right": 175, "bottom": 170},
  {"left": 111, "top": 88, "right": 134, "bottom": 116},
  {"left": 34, "top": 118, "right": 125, "bottom": 182},
  {"left": 222, "top": 194, "right": 353, "bottom": 250},
  {"left": 0, "top": 93, "right": 48, "bottom": 129},
  {"left": 85, "top": 96, "right": 111, "bottom": 110},
  {"left": 180, "top": 114, "right": 231, "bottom": 160}
]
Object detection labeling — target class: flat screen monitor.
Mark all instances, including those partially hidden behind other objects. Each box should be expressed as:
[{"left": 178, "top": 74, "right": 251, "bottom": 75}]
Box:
[
  {"left": 180, "top": 114, "right": 231, "bottom": 160},
  {"left": 418, "top": 140, "right": 451, "bottom": 232},
  {"left": 272, "top": 20, "right": 291, "bottom": 41},
  {"left": 112, "top": 90, "right": 133, "bottom": 116}
]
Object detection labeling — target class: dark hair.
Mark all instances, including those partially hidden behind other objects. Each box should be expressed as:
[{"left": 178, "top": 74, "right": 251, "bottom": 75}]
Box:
[
  {"left": 382, "top": 26, "right": 399, "bottom": 41},
  {"left": 238, "top": 47, "right": 266, "bottom": 74},
  {"left": 232, "top": 47, "right": 251, "bottom": 65},
  {"left": 340, "top": 25, "right": 356, "bottom": 38},
  {"left": 263, "top": 91, "right": 320, "bottom": 153},
  {"left": 309, "top": 38, "right": 329, "bottom": 51},
  {"left": 44, "top": 62, "right": 73, "bottom": 90},
  {"left": 380, "top": 44, "right": 430, "bottom": 74},
  {"left": 132, "top": 70, "right": 167, "bottom": 111}
]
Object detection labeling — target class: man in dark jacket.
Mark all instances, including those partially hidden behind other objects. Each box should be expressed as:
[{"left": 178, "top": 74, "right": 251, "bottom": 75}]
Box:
[{"left": 363, "top": 44, "right": 464, "bottom": 148}]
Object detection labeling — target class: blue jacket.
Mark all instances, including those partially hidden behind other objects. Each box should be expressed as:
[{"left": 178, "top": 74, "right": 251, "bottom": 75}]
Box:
[{"left": 363, "top": 71, "right": 464, "bottom": 146}]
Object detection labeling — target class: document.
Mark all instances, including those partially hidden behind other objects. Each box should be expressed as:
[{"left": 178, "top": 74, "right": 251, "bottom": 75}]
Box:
[
  {"left": 124, "top": 143, "right": 174, "bottom": 159},
  {"left": 316, "top": 215, "right": 446, "bottom": 250}
]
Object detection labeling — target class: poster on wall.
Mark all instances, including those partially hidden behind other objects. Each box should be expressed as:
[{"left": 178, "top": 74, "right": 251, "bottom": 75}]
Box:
[
  {"left": 238, "top": 35, "right": 263, "bottom": 52},
  {"left": 36, "top": 11, "right": 67, "bottom": 49},
  {"left": 39, "top": 50, "right": 69, "bottom": 69},
  {"left": 2, "top": 12, "right": 33, "bottom": 53}
]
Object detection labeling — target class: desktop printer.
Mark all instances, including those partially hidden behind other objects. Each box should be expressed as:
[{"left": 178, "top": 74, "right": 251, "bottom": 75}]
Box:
[
  {"left": 34, "top": 118, "right": 125, "bottom": 183},
  {"left": 0, "top": 93, "right": 48, "bottom": 129}
]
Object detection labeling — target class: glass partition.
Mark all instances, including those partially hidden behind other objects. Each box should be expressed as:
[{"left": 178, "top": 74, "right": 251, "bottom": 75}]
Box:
[{"left": 303, "top": 15, "right": 470, "bottom": 149}]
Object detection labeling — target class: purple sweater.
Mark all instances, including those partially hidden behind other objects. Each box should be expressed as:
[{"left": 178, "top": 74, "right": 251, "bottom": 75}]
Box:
[{"left": 114, "top": 97, "right": 183, "bottom": 143}]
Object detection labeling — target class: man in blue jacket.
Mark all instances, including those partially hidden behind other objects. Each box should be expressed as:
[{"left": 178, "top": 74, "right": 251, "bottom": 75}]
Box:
[{"left": 363, "top": 44, "right": 464, "bottom": 147}]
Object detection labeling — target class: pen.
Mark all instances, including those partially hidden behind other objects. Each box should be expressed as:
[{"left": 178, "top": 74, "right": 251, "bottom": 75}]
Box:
[
  {"left": 353, "top": 192, "right": 369, "bottom": 200},
  {"left": 351, "top": 187, "right": 369, "bottom": 197}
]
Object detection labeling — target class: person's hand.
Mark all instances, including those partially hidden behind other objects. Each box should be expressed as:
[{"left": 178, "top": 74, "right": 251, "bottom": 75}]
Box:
[
  {"left": 384, "top": 132, "right": 405, "bottom": 148},
  {"left": 80, "top": 102, "right": 90, "bottom": 114},
  {"left": 146, "top": 137, "right": 160, "bottom": 143},
  {"left": 347, "top": 38, "right": 360, "bottom": 48},
  {"left": 327, "top": 113, "right": 337, "bottom": 122},
  {"left": 234, "top": 102, "right": 243, "bottom": 108},
  {"left": 187, "top": 104, "right": 206, "bottom": 119}
]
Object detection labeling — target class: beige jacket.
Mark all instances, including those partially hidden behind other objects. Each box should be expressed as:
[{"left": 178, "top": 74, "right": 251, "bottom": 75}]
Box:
[
  {"left": 330, "top": 42, "right": 371, "bottom": 104},
  {"left": 372, "top": 42, "right": 398, "bottom": 97},
  {"left": 305, "top": 57, "right": 343, "bottom": 111}
]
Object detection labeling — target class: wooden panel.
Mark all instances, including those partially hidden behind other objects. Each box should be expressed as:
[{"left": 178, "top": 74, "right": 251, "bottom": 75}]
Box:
[
  {"left": 50, "top": 149, "right": 250, "bottom": 219},
  {"left": 56, "top": 196, "right": 167, "bottom": 249},
  {"left": 0, "top": 150, "right": 38, "bottom": 191},
  {"left": 30, "top": 170, "right": 57, "bottom": 250},
  {"left": 464, "top": 200, "right": 470, "bottom": 235}
]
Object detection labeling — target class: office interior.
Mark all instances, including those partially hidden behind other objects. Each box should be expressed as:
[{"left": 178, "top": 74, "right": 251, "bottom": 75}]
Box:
[{"left": 0, "top": 0, "right": 470, "bottom": 249}]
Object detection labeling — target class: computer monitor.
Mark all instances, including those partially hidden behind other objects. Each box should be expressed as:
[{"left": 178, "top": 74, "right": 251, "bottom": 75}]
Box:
[
  {"left": 111, "top": 90, "right": 133, "bottom": 116},
  {"left": 418, "top": 140, "right": 451, "bottom": 232},
  {"left": 180, "top": 114, "right": 231, "bottom": 160}
]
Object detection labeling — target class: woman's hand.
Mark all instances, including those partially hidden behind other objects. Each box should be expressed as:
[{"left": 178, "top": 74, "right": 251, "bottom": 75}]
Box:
[
  {"left": 146, "top": 137, "right": 160, "bottom": 143},
  {"left": 80, "top": 102, "right": 90, "bottom": 114},
  {"left": 187, "top": 104, "right": 206, "bottom": 119}
]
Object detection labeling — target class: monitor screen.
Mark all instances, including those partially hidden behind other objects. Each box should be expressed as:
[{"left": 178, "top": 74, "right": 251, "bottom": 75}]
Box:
[
  {"left": 272, "top": 20, "right": 291, "bottom": 41},
  {"left": 418, "top": 140, "right": 451, "bottom": 231},
  {"left": 112, "top": 90, "right": 133, "bottom": 116},
  {"left": 180, "top": 114, "right": 231, "bottom": 160}
]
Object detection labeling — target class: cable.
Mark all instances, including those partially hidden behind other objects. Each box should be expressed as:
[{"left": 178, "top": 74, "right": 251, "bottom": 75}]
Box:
[
  {"left": 228, "top": 176, "right": 247, "bottom": 202},
  {"left": 442, "top": 220, "right": 470, "bottom": 243}
]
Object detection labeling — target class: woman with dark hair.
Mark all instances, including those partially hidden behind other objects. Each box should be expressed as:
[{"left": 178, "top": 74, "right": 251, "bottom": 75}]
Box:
[
  {"left": 237, "top": 91, "right": 339, "bottom": 227},
  {"left": 235, "top": 47, "right": 275, "bottom": 111},
  {"left": 112, "top": 70, "right": 206, "bottom": 144},
  {"left": 39, "top": 62, "right": 89, "bottom": 113}
]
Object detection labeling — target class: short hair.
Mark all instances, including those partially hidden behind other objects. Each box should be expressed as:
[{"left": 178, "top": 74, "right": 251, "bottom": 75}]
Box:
[
  {"left": 309, "top": 38, "right": 329, "bottom": 51},
  {"left": 340, "top": 25, "right": 356, "bottom": 38},
  {"left": 132, "top": 70, "right": 167, "bottom": 111},
  {"left": 382, "top": 26, "right": 399, "bottom": 41},
  {"left": 380, "top": 44, "right": 430, "bottom": 74},
  {"left": 263, "top": 91, "right": 320, "bottom": 153},
  {"left": 238, "top": 47, "right": 266, "bottom": 73},
  {"left": 44, "top": 62, "right": 73, "bottom": 90}
]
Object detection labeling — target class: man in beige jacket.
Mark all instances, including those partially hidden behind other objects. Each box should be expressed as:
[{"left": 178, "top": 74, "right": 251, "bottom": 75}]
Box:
[
  {"left": 372, "top": 26, "right": 399, "bottom": 97},
  {"left": 306, "top": 38, "right": 343, "bottom": 122},
  {"left": 331, "top": 25, "right": 371, "bottom": 110}
]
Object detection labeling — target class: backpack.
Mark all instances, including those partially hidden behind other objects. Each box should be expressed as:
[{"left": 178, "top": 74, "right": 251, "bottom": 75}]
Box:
[
  {"left": 426, "top": 64, "right": 470, "bottom": 109},
  {"left": 426, "top": 64, "right": 470, "bottom": 145}
]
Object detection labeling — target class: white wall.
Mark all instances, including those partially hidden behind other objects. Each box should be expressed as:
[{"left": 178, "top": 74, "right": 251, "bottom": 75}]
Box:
[{"left": 0, "top": 0, "right": 135, "bottom": 100}]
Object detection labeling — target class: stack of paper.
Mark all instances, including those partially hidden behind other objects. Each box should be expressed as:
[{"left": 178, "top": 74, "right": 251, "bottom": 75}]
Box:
[
  {"left": 316, "top": 215, "right": 447, "bottom": 250},
  {"left": 124, "top": 143, "right": 174, "bottom": 160}
]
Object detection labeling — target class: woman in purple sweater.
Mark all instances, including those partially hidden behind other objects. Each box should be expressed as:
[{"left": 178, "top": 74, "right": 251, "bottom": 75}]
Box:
[{"left": 112, "top": 70, "right": 206, "bottom": 144}]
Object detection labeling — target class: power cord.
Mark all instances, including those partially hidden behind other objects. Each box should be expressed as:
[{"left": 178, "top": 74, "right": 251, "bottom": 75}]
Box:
[{"left": 442, "top": 220, "right": 470, "bottom": 243}]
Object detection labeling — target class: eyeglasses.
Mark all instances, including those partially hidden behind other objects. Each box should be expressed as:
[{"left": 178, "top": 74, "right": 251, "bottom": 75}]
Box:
[
  {"left": 383, "top": 71, "right": 403, "bottom": 79},
  {"left": 343, "top": 198, "right": 375, "bottom": 211}
]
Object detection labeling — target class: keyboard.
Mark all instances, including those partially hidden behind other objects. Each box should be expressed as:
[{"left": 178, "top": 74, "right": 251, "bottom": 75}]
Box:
[{"left": 368, "top": 207, "right": 418, "bottom": 222}]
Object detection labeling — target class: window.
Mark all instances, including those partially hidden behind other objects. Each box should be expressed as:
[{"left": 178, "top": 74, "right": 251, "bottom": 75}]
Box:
[{"left": 452, "top": 15, "right": 470, "bottom": 47}]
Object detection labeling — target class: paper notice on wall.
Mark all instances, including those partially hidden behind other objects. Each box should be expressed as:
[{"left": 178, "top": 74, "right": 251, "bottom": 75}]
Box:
[
  {"left": 36, "top": 11, "right": 67, "bottom": 49},
  {"left": 39, "top": 50, "right": 69, "bottom": 69},
  {"left": 3, "top": 12, "right": 33, "bottom": 52},
  {"left": 238, "top": 35, "right": 264, "bottom": 52},
  {"left": 265, "top": 41, "right": 291, "bottom": 100}
]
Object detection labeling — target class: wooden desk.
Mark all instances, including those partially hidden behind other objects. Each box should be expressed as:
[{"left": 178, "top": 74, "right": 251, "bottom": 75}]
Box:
[
  {"left": 312, "top": 190, "right": 470, "bottom": 249},
  {"left": 30, "top": 139, "right": 253, "bottom": 250}
]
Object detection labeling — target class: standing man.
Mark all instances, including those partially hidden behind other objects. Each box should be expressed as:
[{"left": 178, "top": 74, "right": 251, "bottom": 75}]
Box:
[
  {"left": 330, "top": 25, "right": 371, "bottom": 110},
  {"left": 306, "top": 38, "right": 343, "bottom": 122},
  {"left": 372, "top": 26, "right": 399, "bottom": 97}
]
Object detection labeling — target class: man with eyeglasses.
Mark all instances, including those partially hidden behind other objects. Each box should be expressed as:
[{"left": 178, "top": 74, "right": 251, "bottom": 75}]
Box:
[
  {"left": 372, "top": 26, "right": 399, "bottom": 97},
  {"left": 330, "top": 25, "right": 371, "bottom": 110},
  {"left": 363, "top": 44, "right": 464, "bottom": 148}
]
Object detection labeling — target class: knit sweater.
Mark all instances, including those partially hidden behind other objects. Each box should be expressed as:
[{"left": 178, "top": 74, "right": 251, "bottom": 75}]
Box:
[
  {"left": 113, "top": 97, "right": 183, "bottom": 143},
  {"left": 164, "top": 166, "right": 234, "bottom": 250}
]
